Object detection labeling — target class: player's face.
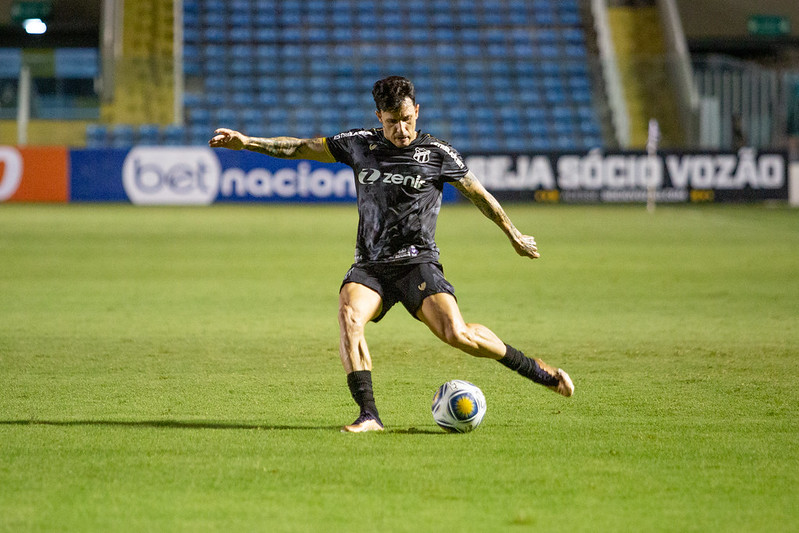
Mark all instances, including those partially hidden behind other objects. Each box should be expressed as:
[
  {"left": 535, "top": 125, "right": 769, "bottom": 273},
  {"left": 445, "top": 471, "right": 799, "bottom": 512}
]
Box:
[{"left": 376, "top": 98, "right": 419, "bottom": 148}]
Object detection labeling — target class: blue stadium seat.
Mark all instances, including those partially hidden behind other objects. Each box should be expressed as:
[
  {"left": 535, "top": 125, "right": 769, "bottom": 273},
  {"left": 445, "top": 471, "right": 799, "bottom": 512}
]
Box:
[
  {"left": 216, "top": 107, "right": 237, "bottom": 123},
  {"left": 253, "top": 27, "right": 278, "bottom": 41},
  {"left": 110, "top": 124, "right": 135, "bottom": 148},
  {"left": 85, "top": 124, "right": 108, "bottom": 148},
  {"left": 183, "top": 92, "right": 203, "bottom": 109},
  {"left": 183, "top": 0, "right": 199, "bottom": 15},
  {"left": 230, "top": 0, "right": 252, "bottom": 11},
  {"left": 456, "top": 12, "right": 479, "bottom": 27},
  {"left": 163, "top": 124, "right": 186, "bottom": 146},
  {"left": 230, "top": 26, "right": 254, "bottom": 43},
  {"left": 572, "top": 89, "right": 592, "bottom": 104},
  {"left": 137, "top": 124, "right": 161, "bottom": 145},
  {"left": 204, "top": 77, "right": 227, "bottom": 92},
  {"left": 205, "top": 0, "right": 225, "bottom": 13},
  {"left": 202, "top": 28, "right": 226, "bottom": 44},
  {"left": 230, "top": 59, "right": 254, "bottom": 75},
  {"left": 534, "top": 11, "right": 555, "bottom": 26},
  {"left": 179, "top": 0, "right": 599, "bottom": 153},
  {"left": 266, "top": 107, "right": 289, "bottom": 123},
  {"left": 559, "top": 12, "right": 582, "bottom": 25},
  {"left": 563, "top": 28, "right": 585, "bottom": 44},
  {"left": 232, "top": 91, "right": 251, "bottom": 107},
  {"left": 183, "top": 10, "right": 200, "bottom": 28},
  {"left": 331, "top": 11, "right": 352, "bottom": 26},
  {"left": 183, "top": 27, "right": 200, "bottom": 43},
  {"left": 202, "top": 12, "right": 226, "bottom": 28},
  {"left": 187, "top": 106, "right": 211, "bottom": 123},
  {"left": 230, "top": 12, "right": 251, "bottom": 27},
  {"left": 565, "top": 44, "right": 587, "bottom": 59},
  {"left": 257, "top": 92, "right": 279, "bottom": 107}
]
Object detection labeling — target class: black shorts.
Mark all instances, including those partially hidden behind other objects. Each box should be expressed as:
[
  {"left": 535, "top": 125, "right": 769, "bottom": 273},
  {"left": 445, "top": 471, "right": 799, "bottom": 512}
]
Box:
[{"left": 341, "top": 262, "right": 456, "bottom": 322}]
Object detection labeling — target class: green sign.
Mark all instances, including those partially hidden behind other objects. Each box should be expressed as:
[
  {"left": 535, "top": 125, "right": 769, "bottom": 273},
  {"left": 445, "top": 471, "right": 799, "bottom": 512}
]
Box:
[
  {"left": 11, "top": 0, "right": 53, "bottom": 22},
  {"left": 747, "top": 15, "right": 790, "bottom": 36}
]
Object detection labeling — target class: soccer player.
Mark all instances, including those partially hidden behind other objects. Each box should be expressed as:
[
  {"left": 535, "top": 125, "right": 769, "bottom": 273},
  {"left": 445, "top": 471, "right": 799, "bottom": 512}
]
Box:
[{"left": 209, "top": 76, "right": 574, "bottom": 433}]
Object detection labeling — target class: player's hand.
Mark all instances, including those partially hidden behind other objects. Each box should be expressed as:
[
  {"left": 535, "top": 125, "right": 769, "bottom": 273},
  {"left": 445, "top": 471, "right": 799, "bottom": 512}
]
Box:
[
  {"left": 209, "top": 128, "right": 247, "bottom": 150},
  {"left": 512, "top": 234, "right": 540, "bottom": 259}
]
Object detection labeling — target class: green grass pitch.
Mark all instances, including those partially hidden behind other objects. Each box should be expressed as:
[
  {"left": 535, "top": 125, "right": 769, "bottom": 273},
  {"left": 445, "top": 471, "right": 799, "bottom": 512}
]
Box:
[{"left": 1, "top": 203, "right": 797, "bottom": 532}]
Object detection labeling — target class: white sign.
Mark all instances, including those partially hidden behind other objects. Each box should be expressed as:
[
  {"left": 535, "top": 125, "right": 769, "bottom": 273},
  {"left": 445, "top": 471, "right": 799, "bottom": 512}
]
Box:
[{"left": 122, "top": 147, "right": 221, "bottom": 205}]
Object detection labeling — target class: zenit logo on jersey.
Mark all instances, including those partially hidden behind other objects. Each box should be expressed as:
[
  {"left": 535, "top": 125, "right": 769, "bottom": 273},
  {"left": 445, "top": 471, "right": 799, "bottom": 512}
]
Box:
[{"left": 357, "top": 168, "right": 427, "bottom": 190}]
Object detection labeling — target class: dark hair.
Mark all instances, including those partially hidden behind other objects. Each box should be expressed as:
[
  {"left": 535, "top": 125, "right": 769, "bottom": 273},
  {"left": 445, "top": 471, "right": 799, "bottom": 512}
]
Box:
[{"left": 372, "top": 76, "right": 415, "bottom": 112}]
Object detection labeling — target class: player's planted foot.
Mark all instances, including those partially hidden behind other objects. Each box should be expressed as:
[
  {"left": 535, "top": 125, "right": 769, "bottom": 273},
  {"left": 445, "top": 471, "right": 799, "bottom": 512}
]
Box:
[
  {"left": 341, "top": 414, "right": 384, "bottom": 433},
  {"left": 534, "top": 358, "right": 575, "bottom": 397}
]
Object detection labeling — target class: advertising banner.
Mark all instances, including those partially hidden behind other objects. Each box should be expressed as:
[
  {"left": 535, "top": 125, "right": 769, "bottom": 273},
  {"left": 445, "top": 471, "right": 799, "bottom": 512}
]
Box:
[
  {"left": 466, "top": 149, "right": 788, "bottom": 204},
  {"left": 70, "top": 147, "right": 357, "bottom": 204},
  {"left": 69, "top": 146, "right": 459, "bottom": 204},
  {"left": 5, "top": 146, "right": 787, "bottom": 205},
  {"left": 0, "top": 146, "right": 68, "bottom": 203}
]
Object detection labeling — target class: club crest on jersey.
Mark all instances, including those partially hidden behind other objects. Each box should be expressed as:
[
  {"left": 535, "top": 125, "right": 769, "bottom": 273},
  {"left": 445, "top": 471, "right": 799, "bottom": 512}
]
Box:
[{"left": 413, "top": 147, "right": 431, "bottom": 164}]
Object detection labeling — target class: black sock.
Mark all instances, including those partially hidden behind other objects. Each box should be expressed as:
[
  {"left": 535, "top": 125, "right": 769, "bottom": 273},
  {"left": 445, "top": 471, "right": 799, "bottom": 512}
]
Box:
[
  {"left": 346, "top": 370, "right": 382, "bottom": 423},
  {"left": 498, "top": 344, "right": 558, "bottom": 386}
]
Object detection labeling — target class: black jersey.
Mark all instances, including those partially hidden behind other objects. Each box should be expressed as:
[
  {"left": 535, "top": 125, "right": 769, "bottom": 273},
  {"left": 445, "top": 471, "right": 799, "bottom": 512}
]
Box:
[{"left": 326, "top": 128, "right": 468, "bottom": 265}]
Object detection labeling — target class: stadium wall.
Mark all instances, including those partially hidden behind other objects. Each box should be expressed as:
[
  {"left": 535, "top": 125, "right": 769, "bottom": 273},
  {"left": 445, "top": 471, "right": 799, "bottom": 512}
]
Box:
[
  {"left": 0, "top": 145, "right": 793, "bottom": 205},
  {"left": 674, "top": 0, "right": 799, "bottom": 39}
]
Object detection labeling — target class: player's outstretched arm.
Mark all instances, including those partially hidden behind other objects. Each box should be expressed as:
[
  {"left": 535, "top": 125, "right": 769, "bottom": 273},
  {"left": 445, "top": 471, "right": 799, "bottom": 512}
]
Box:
[
  {"left": 209, "top": 128, "right": 336, "bottom": 163},
  {"left": 453, "top": 171, "right": 540, "bottom": 259}
]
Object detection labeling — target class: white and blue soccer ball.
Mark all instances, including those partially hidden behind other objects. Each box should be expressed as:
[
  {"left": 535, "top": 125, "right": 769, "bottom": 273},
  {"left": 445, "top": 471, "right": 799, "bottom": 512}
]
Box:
[{"left": 431, "top": 380, "right": 487, "bottom": 433}]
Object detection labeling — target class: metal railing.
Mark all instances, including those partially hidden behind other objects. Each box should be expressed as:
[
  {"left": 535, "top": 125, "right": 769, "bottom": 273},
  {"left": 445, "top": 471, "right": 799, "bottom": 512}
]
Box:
[{"left": 694, "top": 54, "right": 799, "bottom": 150}]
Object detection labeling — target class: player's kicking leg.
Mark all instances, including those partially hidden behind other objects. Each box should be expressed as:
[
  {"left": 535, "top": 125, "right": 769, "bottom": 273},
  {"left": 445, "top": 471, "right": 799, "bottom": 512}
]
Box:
[
  {"left": 339, "top": 281, "right": 385, "bottom": 432},
  {"left": 417, "top": 293, "right": 574, "bottom": 397}
]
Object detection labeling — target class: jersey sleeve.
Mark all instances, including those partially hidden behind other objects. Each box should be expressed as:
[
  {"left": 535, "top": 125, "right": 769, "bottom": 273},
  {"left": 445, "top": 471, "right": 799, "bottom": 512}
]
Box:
[
  {"left": 434, "top": 141, "right": 469, "bottom": 182},
  {"left": 325, "top": 130, "right": 364, "bottom": 167}
]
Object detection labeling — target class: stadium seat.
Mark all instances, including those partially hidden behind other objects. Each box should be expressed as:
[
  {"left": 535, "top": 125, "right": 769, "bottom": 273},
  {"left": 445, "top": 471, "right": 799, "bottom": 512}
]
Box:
[
  {"left": 163, "top": 124, "right": 186, "bottom": 146},
  {"left": 85, "top": 124, "right": 108, "bottom": 148},
  {"left": 187, "top": 106, "right": 211, "bottom": 123},
  {"left": 178, "top": 0, "right": 603, "bottom": 151},
  {"left": 111, "top": 124, "right": 135, "bottom": 148},
  {"left": 137, "top": 124, "right": 161, "bottom": 145}
]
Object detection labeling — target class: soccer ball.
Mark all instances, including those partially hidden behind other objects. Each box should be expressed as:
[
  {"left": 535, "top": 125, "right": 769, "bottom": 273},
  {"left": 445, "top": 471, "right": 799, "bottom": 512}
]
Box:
[{"left": 431, "top": 380, "right": 487, "bottom": 433}]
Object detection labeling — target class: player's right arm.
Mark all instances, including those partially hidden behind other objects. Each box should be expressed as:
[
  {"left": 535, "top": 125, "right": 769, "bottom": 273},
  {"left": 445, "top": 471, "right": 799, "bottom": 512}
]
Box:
[{"left": 209, "top": 128, "right": 336, "bottom": 163}]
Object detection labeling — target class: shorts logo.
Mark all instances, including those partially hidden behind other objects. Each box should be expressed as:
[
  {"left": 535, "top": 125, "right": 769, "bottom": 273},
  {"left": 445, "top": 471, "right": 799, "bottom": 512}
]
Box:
[
  {"left": 418, "top": 282, "right": 427, "bottom": 291},
  {"left": 413, "top": 147, "right": 431, "bottom": 163}
]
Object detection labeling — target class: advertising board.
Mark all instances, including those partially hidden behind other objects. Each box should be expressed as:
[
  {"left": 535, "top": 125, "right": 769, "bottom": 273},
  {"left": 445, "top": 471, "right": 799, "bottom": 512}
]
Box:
[
  {"left": 4, "top": 146, "right": 790, "bottom": 205},
  {"left": 466, "top": 149, "right": 788, "bottom": 204},
  {"left": 0, "top": 146, "right": 68, "bottom": 203}
]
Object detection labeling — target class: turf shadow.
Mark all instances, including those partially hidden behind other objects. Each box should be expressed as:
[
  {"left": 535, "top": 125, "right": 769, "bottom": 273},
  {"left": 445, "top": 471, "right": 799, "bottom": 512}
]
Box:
[{"left": 0, "top": 419, "right": 341, "bottom": 431}]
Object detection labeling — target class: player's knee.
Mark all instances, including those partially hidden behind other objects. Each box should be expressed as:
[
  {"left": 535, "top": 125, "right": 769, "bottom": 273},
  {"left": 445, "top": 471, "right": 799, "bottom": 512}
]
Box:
[
  {"left": 441, "top": 323, "right": 474, "bottom": 351},
  {"left": 338, "top": 302, "right": 367, "bottom": 334}
]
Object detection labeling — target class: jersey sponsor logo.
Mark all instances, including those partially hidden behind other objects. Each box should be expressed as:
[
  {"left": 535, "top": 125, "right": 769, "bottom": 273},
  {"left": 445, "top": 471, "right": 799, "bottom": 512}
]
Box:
[
  {"left": 430, "top": 141, "right": 465, "bottom": 169},
  {"left": 0, "top": 146, "right": 23, "bottom": 201},
  {"left": 332, "top": 129, "right": 375, "bottom": 141},
  {"left": 389, "top": 245, "right": 419, "bottom": 261},
  {"left": 413, "top": 147, "right": 431, "bottom": 163},
  {"left": 357, "top": 168, "right": 427, "bottom": 190},
  {"left": 122, "top": 147, "right": 221, "bottom": 205}
]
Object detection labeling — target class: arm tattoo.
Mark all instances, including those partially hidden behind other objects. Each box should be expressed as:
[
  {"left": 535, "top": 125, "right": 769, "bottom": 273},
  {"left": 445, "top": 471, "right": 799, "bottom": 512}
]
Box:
[
  {"left": 457, "top": 173, "right": 520, "bottom": 238},
  {"left": 244, "top": 136, "right": 312, "bottom": 159}
]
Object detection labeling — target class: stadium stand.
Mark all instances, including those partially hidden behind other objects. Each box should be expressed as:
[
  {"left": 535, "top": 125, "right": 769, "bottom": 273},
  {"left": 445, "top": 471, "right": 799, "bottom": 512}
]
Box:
[{"left": 90, "top": 0, "right": 604, "bottom": 151}]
